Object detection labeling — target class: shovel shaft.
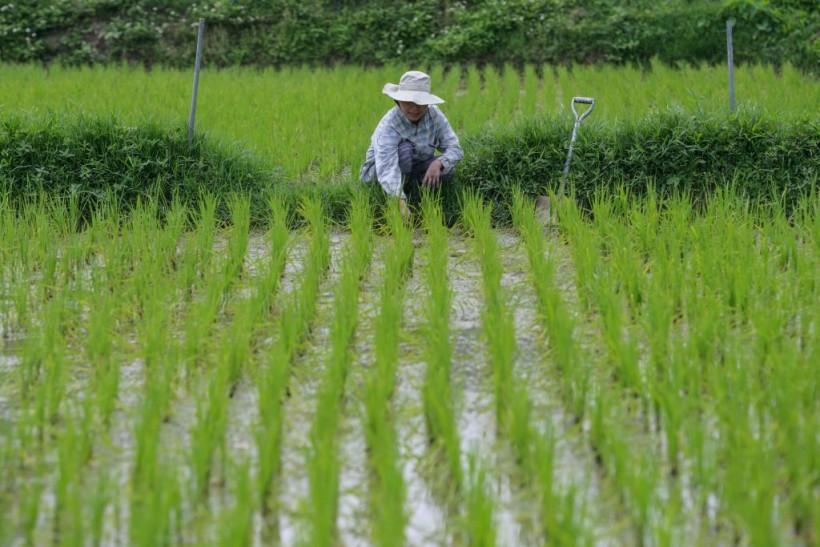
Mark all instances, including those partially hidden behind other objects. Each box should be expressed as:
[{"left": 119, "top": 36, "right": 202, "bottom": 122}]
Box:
[{"left": 558, "top": 97, "right": 596, "bottom": 196}]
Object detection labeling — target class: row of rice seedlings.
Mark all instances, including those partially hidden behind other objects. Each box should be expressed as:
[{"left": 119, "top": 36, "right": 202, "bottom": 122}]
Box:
[
  {"left": 463, "top": 456, "right": 497, "bottom": 546},
  {"left": 419, "top": 193, "right": 462, "bottom": 491},
  {"left": 256, "top": 194, "right": 331, "bottom": 514},
  {"left": 556, "top": 188, "right": 818, "bottom": 542},
  {"left": 465, "top": 191, "right": 587, "bottom": 542},
  {"left": 181, "top": 195, "right": 237, "bottom": 378},
  {"left": 305, "top": 191, "right": 374, "bottom": 545},
  {"left": 129, "top": 244, "right": 184, "bottom": 545},
  {"left": 188, "top": 193, "right": 267, "bottom": 504},
  {"left": 460, "top": 192, "right": 516, "bottom": 428},
  {"left": 510, "top": 190, "right": 590, "bottom": 423},
  {"left": 510, "top": 191, "right": 597, "bottom": 543},
  {"left": 216, "top": 458, "right": 254, "bottom": 547},
  {"left": 362, "top": 201, "right": 414, "bottom": 545},
  {"left": 10, "top": 288, "right": 75, "bottom": 543},
  {"left": 51, "top": 397, "right": 102, "bottom": 544},
  {"left": 558, "top": 193, "right": 678, "bottom": 542}
]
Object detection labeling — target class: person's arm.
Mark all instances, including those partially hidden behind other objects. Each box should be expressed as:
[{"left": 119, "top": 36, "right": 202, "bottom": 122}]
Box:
[
  {"left": 373, "top": 126, "right": 405, "bottom": 200},
  {"left": 433, "top": 108, "right": 464, "bottom": 175}
]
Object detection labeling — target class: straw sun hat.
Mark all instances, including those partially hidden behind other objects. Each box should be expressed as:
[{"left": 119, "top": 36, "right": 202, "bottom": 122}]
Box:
[{"left": 382, "top": 71, "right": 444, "bottom": 105}]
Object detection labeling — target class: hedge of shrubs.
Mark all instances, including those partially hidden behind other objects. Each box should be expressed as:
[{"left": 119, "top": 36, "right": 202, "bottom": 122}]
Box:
[{"left": 1, "top": 1, "right": 817, "bottom": 73}]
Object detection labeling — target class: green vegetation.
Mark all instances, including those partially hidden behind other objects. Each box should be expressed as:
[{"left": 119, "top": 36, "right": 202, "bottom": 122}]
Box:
[
  {"left": 0, "top": 186, "right": 816, "bottom": 543},
  {"left": 463, "top": 109, "right": 819, "bottom": 222},
  {"left": 1, "top": 1, "right": 816, "bottom": 72},
  {"left": 362, "top": 201, "right": 414, "bottom": 545},
  {"left": 1, "top": 63, "right": 816, "bottom": 225},
  {"left": 0, "top": 58, "right": 816, "bottom": 544}
]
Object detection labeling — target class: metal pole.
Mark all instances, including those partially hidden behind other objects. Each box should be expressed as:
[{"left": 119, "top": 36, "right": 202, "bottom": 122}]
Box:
[
  {"left": 188, "top": 18, "right": 205, "bottom": 145},
  {"left": 726, "top": 19, "right": 735, "bottom": 112}
]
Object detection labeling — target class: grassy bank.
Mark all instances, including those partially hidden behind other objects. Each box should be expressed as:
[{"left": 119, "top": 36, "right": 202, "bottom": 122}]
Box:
[{"left": 2, "top": 109, "right": 816, "bottom": 225}]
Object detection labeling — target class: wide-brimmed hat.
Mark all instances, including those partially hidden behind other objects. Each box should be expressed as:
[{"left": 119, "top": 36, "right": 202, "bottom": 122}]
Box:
[{"left": 382, "top": 71, "right": 444, "bottom": 105}]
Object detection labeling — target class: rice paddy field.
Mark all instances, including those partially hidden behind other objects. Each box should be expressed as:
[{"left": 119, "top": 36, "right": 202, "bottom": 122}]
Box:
[{"left": 0, "top": 62, "right": 818, "bottom": 545}]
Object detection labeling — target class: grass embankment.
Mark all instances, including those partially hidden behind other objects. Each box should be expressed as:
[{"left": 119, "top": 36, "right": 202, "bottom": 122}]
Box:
[
  {"left": 459, "top": 110, "right": 819, "bottom": 222},
  {"left": 0, "top": 113, "right": 292, "bottom": 223},
  {"left": 2, "top": 109, "right": 816, "bottom": 225}
]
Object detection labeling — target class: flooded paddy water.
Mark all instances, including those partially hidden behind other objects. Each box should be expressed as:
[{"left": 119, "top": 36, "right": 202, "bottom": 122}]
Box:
[{"left": 0, "top": 195, "right": 815, "bottom": 545}]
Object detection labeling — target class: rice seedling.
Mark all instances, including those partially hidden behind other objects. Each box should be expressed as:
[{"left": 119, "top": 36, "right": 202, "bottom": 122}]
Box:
[
  {"left": 510, "top": 188, "right": 590, "bottom": 422},
  {"left": 306, "top": 191, "right": 373, "bottom": 545},
  {"left": 256, "top": 193, "right": 330, "bottom": 511},
  {"left": 463, "top": 455, "right": 496, "bottom": 547},
  {"left": 362, "top": 200, "right": 414, "bottom": 546},
  {"left": 420, "top": 191, "right": 462, "bottom": 491},
  {"left": 460, "top": 191, "right": 515, "bottom": 428}
]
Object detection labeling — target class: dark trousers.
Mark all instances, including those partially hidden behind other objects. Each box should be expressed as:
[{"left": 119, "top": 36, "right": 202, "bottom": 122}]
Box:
[{"left": 398, "top": 141, "right": 452, "bottom": 203}]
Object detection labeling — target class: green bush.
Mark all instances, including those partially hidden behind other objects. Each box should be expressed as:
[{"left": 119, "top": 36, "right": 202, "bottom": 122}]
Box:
[
  {"left": 0, "top": 113, "right": 288, "bottom": 224},
  {"left": 454, "top": 108, "right": 819, "bottom": 222},
  {"left": 2, "top": 111, "right": 816, "bottom": 227}
]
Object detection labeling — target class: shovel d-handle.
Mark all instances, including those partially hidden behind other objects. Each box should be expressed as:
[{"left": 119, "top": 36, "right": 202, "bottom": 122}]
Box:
[{"left": 571, "top": 97, "right": 595, "bottom": 124}]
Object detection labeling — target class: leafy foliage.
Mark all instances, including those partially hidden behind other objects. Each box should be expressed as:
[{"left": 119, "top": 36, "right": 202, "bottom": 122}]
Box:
[
  {"left": 0, "top": 112, "right": 285, "bottom": 223},
  {"left": 455, "top": 109, "right": 819, "bottom": 222},
  {"left": 1, "top": 0, "right": 816, "bottom": 72},
  {"left": 2, "top": 110, "right": 816, "bottom": 227}
]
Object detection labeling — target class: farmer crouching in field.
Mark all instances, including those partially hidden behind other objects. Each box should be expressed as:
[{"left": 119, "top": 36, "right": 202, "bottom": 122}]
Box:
[{"left": 359, "top": 71, "right": 464, "bottom": 218}]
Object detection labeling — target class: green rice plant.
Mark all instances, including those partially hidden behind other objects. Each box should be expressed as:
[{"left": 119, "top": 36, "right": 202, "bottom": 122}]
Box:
[
  {"left": 363, "top": 200, "right": 413, "bottom": 546},
  {"left": 530, "top": 433, "right": 587, "bottom": 546},
  {"left": 306, "top": 191, "right": 373, "bottom": 545},
  {"left": 88, "top": 472, "right": 112, "bottom": 547},
  {"left": 464, "top": 455, "right": 496, "bottom": 547},
  {"left": 129, "top": 459, "right": 182, "bottom": 547},
  {"left": 84, "top": 283, "right": 119, "bottom": 428},
  {"left": 187, "top": 195, "right": 268, "bottom": 497},
  {"left": 420, "top": 191, "right": 462, "bottom": 491},
  {"left": 520, "top": 64, "right": 540, "bottom": 119},
  {"left": 131, "top": 267, "right": 179, "bottom": 510},
  {"left": 53, "top": 403, "right": 95, "bottom": 545},
  {"left": 499, "top": 63, "right": 521, "bottom": 123},
  {"left": 18, "top": 464, "right": 45, "bottom": 545},
  {"left": 35, "top": 294, "right": 68, "bottom": 429},
  {"left": 189, "top": 359, "right": 232, "bottom": 500},
  {"left": 256, "top": 193, "right": 331, "bottom": 510},
  {"left": 460, "top": 190, "right": 515, "bottom": 428},
  {"left": 218, "top": 460, "right": 254, "bottom": 547},
  {"left": 222, "top": 194, "right": 251, "bottom": 294},
  {"left": 510, "top": 188, "right": 590, "bottom": 422}
]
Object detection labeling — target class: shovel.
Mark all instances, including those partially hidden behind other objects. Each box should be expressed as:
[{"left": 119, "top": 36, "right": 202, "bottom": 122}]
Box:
[{"left": 537, "top": 96, "right": 596, "bottom": 222}]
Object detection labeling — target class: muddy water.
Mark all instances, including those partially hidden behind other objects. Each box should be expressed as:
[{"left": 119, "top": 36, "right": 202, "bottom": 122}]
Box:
[{"left": 0, "top": 227, "right": 614, "bottom": 546}]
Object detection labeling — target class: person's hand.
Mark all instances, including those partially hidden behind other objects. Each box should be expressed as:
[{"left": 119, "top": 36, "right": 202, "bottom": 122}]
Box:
[
  {"left": 421, "top": 159, "right": 444, "bottom": 186},
  {"left": 399, "top": 198, "right": 410, "bottom": 220}
]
